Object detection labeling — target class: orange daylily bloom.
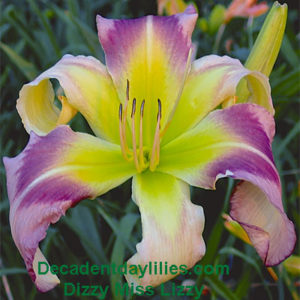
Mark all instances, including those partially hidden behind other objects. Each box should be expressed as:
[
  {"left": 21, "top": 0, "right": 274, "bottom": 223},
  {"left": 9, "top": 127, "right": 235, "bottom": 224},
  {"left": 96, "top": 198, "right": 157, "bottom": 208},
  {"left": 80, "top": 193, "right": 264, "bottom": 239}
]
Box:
[{"left": 225, "top": 0, "right": 269, "bottom": 23}]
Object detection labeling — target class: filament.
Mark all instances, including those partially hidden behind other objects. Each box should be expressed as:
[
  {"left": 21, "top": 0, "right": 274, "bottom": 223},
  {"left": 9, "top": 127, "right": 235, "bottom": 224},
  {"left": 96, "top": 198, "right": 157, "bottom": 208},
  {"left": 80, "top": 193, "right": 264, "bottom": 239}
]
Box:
[
  {"left": 119, "top": 104, "right": 130, "bottom": 161},
  {"left": 150, "top": 99, "right": 162, "bottom": 171},
  {"left": 118, "top": 80, "right": 163, "bottom": 172},
  {"left": 131, "top": 98, "right": 140, "bottom": 172}
]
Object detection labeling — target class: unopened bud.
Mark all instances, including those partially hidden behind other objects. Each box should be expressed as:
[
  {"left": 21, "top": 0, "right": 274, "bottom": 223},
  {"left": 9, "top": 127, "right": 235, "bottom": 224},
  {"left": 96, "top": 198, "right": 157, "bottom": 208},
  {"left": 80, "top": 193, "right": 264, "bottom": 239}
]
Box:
[{"left": 245, "top": 1, "right": 288, "bottom": 76}]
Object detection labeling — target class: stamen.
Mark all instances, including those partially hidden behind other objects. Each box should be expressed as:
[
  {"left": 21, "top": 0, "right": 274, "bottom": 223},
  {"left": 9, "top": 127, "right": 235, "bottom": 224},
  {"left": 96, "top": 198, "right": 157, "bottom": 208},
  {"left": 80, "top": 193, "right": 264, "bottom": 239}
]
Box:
[
  {"left": 139, "top": 100, "right": 145, "bottom": 167},
  {"left": 126, "top": 79, "right": 130, "bottom": 102},
  {"left": 119, "top": 103, "right": 123, "bottom": 120},
  {"left": 131, "top": 97, "right": 136, "bottom": 118},
  {"left": 150, "top": 99, "right": 162, "bottom": 171},
  {"left": 119, "top": 104, "right": 129, "bottom": 161},
  {"left": 121, "top": 80, "right": 130, "bottom": 154},
  {"left": 131, "top": 98, "right": 140, "bottom": 172},
  {"left": 157, "top": 98, "right": 162, "bottom": 121}
]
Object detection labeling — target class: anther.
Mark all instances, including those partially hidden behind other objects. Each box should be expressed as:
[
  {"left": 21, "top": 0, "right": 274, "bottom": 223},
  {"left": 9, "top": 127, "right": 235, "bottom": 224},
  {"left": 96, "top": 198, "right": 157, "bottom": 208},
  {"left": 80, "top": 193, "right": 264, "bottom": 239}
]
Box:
[
  {"left": 119, "top": 103, "right": 123, "bottom": 121},
  {"left": 126, "top": 79, "right": 130, "bottom": 102},
  {"left": 131, "top": 98, "right": 136, "bottom": 118},
  {"left": 140, "top": 99, "right": 145, "bottom": 117},
  {"left": 157, "top": 98, "right": 162, "bottom": 122}
]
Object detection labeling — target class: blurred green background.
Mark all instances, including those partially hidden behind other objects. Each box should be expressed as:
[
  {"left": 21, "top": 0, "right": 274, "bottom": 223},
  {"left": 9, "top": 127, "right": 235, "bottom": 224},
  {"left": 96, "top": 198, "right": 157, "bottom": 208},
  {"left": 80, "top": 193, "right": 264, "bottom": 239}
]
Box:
[{"left": 0, "top": 0, "right": 299, "bottom": 299}]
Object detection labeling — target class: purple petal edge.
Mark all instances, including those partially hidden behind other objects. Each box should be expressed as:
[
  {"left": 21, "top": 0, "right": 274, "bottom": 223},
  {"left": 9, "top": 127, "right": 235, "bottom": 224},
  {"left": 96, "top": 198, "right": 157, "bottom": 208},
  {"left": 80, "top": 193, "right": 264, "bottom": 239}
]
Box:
[
  {"left": 230, "top": 181, "right": 296, "bottom": 266},
  {"left": 3, "top": 127, "right": 93, "bottom": 292}
]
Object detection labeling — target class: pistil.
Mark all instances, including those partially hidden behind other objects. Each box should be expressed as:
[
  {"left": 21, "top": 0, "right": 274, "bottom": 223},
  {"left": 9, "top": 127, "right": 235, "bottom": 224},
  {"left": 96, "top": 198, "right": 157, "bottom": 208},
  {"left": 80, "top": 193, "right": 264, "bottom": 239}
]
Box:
[{"left": 139, "top": 100, "right": 145, "bottom": 168}]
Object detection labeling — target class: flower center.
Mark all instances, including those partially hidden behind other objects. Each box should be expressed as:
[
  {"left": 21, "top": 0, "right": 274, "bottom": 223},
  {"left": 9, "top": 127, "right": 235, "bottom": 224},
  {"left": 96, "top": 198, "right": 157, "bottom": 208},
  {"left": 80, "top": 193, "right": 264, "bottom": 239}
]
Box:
[{"left": 118, "top": 80, "right": 161, "bottom": 173}]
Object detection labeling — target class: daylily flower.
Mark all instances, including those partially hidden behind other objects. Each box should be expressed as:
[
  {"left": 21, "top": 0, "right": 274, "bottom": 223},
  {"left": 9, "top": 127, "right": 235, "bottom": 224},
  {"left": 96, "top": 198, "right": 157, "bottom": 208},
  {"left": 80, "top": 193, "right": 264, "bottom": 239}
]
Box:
[
  {"left": 224, "top": 0, "right": 269, "bottom": 24},
  {"left": 3, "top": 5, "right": 296, "bottom": 293}
]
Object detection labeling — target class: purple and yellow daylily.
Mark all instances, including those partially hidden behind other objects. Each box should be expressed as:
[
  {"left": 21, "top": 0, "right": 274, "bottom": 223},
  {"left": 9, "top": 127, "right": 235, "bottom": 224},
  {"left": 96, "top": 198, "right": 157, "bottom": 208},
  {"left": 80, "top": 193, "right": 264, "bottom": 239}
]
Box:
[{"left": 3, "top": 6, "right": 296, "bottom": 293}]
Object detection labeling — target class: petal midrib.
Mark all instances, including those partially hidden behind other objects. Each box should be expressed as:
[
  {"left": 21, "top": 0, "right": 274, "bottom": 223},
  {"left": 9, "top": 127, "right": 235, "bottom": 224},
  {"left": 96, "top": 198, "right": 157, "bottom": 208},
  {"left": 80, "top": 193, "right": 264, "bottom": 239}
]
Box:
[{"left": 161, "top": 141, "right": 276, "bottom": 172}]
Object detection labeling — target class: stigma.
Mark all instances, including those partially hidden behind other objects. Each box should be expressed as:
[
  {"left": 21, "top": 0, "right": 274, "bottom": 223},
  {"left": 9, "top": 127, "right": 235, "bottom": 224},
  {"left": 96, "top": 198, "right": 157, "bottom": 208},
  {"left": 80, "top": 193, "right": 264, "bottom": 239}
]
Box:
[{"left": 118, "top": 80, "right": 162, "bottom": 172}]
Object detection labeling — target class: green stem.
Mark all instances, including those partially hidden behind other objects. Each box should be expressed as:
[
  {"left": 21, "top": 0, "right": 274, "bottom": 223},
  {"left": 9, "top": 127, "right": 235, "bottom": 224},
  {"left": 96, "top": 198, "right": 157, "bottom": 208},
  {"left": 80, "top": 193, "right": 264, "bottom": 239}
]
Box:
[
  {"left": 247, "top": 16, "right": 254, "bottom": 49},
  {"left": 213, "top": 23, "right": 226, "bottom": 54}
]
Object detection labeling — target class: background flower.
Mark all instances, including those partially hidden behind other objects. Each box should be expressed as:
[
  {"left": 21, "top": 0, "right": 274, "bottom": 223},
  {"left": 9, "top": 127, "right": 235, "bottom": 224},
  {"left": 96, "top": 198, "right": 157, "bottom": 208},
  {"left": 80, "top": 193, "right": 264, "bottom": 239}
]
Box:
[{"left": 224, "top": 0, "right": 269, "bottom": 24}]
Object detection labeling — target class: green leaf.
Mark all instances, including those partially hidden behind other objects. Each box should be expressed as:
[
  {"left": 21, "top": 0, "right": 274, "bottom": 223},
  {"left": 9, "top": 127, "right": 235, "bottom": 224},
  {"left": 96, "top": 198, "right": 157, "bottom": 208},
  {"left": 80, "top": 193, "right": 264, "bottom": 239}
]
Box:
[
  {"left": 68, "top": 14, "right": 101, "bottom": 57},
  {"left": 220, "top": 247, "right": 261, "bottom": 274},
  {"left": 276, "top": 121, "right": 300, "bottom": 156},
  {"left": 219, "top": 247, "right": 272, "bottom": 299},
  {"left": 0, "top": 268, "right": 27, "bottom": 276},
  {"left": 96, "top": 203, "right": 135, "bottom": 253},
  {"left": 196, "top": 179, "right": 234, "bottom": 286},
  {"left": 0, "top": 42, "right": 38, "bottom": 80},
  {"left": 205, "top": 275, "right": 239, "bottom": 300},
  {"left": 280, "top": 35, "right": 300, "bottom": 68},
  {"left": 27, "top": 0, "right": 61, "bottom": 58},
  {"left": 234, "top": 269, "right": 252, "bottom": 299},
  {"left": 4, "top": 5, "right": 42, "bottom": 59},
  {"left": 64, "top": 204, "right": 108, "bottom": 264},
  {"left": 272, "top": 69, "right": 300, "bottom": 97},
  {"left": 110, "top": 213, "right": 138, "bottom": 300}
]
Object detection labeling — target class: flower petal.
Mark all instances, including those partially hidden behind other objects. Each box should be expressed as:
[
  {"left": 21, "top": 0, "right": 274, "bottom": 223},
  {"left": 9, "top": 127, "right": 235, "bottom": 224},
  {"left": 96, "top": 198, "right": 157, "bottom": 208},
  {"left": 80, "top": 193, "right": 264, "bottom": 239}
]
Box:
[
  {"left": 3, "top": 126, "right": 136, "bottom": 292},
  {"left": 97, "top": 7, "right": 197, "bottom": 145},
  {"left": 163, "top": 55, "right": 273, "bottom": 143},
  {"left": 225, "top": 0, "right": 268, "bottom": 23},
  {"left": 230, "top": 182, "right": 296, "bottom": 266},
  {"left": 245, "top": 3, "right": 269, "bottom": 17},
  {"left": 158, "top": 104, "right": 296, "bottom": 266},
  {"left": 17, "top": 55, "right": 120, "bottom": 142},
  {"left": 126, "top": 171, "right": 205, "bottom": 288}
]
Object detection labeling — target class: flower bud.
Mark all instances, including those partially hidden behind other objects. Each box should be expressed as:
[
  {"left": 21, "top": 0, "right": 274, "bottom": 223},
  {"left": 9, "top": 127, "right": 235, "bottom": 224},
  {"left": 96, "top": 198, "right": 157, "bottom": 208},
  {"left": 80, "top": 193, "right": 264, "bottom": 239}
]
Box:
[
  {"left": 222, "top": 213, "right": 251, "bottom": 245},
  {"left": 236, "top": 2, "right": 287, "bottom": 105},
  {"left": 245, "top": 1, "right": 288, "bottom": 76},
  {"left": 208, "top": 4, "right": 226, "bottom": 35},
  {"left": 283, "top": 255, "right": 300, "bottom": 276}
]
